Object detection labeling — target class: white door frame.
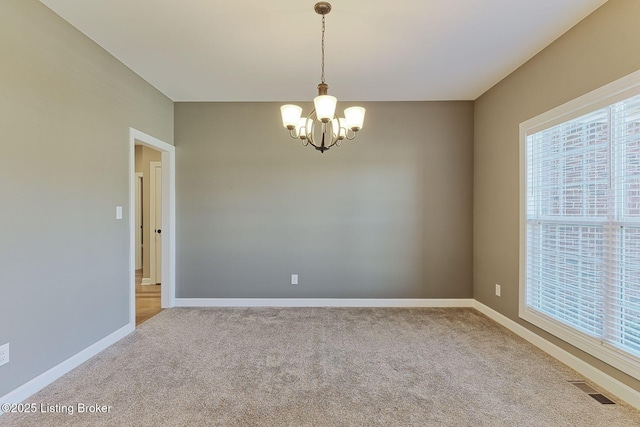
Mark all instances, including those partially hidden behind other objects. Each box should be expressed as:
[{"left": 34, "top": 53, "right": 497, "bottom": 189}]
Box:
[{"left": 129, "top": 128, "right": 175, "bottom": 326}]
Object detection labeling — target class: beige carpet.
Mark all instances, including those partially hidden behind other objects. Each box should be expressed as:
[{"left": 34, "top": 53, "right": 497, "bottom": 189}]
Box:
[{"left": 3, "top": 307, "right": 640, "bottom": 426}]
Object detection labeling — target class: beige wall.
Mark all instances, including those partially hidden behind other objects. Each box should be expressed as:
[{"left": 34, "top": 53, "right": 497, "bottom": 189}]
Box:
[
  {"left": 175, "top": 101, "right": 474, "bottom": 299},
  {"left": 0, "top": 0, "right": 173, "bottom": 397},
  {"left": 474, "top": 0, "right": 640, "bottom": 391},
  {"left": 134, "top": 145, "right": 162, "bottom": 280}
]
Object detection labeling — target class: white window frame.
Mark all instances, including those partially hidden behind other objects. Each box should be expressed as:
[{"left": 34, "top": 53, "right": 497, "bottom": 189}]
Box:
[{"left": 520, "top": 69, "right": 640, "bottom": 380}]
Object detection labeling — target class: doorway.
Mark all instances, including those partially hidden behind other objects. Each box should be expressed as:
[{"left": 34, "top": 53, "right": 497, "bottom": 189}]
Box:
[
  {"left": 134, "top": 148, "right": 162, "bottom": 324},
  {"left": 129, "top": 128, "right": 175, "bottom": 328}
]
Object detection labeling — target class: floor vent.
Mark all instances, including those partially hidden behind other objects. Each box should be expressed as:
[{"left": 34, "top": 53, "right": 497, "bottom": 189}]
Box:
[{"left": 568, "top": 381, "right": 615, "bottom": 404}]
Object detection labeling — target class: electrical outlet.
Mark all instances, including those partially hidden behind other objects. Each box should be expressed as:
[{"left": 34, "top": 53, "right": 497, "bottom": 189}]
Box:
[
  {"left": 495, "top": 284, "right": 501, "bottom": 297},
  {"left": 0, "top": 343, "right": 9, "bottom": 367},
  {"left": 291, "top": 274, "right": 298, "bottom": 285}
]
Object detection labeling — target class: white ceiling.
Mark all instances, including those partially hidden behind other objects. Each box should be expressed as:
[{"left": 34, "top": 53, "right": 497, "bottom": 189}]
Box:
[{"left": 39, "top": 0, "right": 608, "bottom": 102}]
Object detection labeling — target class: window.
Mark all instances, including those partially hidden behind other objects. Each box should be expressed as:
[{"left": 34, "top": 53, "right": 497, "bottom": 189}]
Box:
[{"left": 520, "top": 71, "right": 640, "bottom": 380}]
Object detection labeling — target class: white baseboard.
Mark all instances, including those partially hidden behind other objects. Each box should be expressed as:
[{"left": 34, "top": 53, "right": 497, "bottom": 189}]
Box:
[
  {"left": 141, "top": 278, "right": 152, "bottom": 285},
  {"left": 0, "top": 322, "right": 134, "bottom": 414},
  {"left": 472, "top": 300, "right": 640, "bottom": 411},
  {"left": 174, "top": 298, "right": 475, "bottom": 308}
]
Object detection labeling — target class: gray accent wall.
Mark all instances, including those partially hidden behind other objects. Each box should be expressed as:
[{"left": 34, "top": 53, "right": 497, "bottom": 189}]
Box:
[
  {"left": 0, "top": 0, "right": 173, "bottom": 397},
  {"left": 474, "top": 0, "right": 640, "bottom": 391},
  {"left": 175, "top": 102, "right": 473, "bottom": 299}
]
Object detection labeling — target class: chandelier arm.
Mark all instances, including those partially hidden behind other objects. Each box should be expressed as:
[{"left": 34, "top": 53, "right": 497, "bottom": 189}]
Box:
[
  {"left": 305, "top": 130, "right": 322, "bottom": 149},
  {"left": 324, "top": 136, "right": 339, "bottom": 149},
  {"left": 306, "top": 110, "right": 317, "bottom": 147},
  {"left": 334, "top": 114, "right": 347, "bottom": 147},
  {"left": 323, "top": 118, "right": 340, "bottom": 149},
  {"left": 345, "top": 128, "right": 358, "bottom": 140},
  {"left": 330, "top": 113, "right": 344, "bottom": 147},
  {"left": 319, "top": 121, "right": 328, "bottom": 150}
]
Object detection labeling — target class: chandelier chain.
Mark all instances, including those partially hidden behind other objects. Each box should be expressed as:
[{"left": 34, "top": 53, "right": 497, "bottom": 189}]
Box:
[{"left": 321, "top": 14, "right": 325, "bottom": 84}]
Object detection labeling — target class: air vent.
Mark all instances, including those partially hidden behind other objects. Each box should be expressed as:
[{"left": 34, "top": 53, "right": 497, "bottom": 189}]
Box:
[{"left": 568, "top": 381, "right": 615, "bottom": 404}]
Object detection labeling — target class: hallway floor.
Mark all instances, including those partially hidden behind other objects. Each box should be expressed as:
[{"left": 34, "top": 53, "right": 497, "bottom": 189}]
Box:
[{"left": 135, "top": 269, "right": 162, "bottom": 326}]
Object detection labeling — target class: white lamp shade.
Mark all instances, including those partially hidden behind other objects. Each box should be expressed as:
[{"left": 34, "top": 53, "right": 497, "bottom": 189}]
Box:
[
  {"left": 339, "top": 118, "right": 347, "bottom": 138},
  {"left": 281, "top": 104, "right": 302, "bottom": 129},
  {"left": 314, "top": 95, "right": 337, "bottom": 122},
  {"left": 345, "top": 106, "right": 365, "bottom": 131},
  {"left": 332, "top": 118, "right": 347, "bottom": 139},
  {"left": 298, "top": 118, "right": 309, "bottom": 138}
]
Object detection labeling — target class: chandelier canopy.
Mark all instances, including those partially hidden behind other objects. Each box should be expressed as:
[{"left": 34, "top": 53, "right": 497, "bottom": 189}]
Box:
[{"left": 280, "top": 2, "right": 365, "bottom": 153}]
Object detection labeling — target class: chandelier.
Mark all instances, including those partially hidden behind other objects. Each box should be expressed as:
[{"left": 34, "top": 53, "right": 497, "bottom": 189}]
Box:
[{"left": 280, "top": 2, "right": 365, "bottom": 153}]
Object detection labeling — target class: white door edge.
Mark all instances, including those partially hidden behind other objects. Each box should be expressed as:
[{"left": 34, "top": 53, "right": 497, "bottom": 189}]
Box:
[
  {"left": 149, "top": 161, "right": 161, "bottom": 285},
  {"left": 135, "top": 172, "right": 143, "bottom": 270}
]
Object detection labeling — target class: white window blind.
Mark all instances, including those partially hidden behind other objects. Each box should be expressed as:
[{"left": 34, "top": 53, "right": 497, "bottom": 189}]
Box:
[{"left": 523, "top": 83, "right": 640, "bottom": 379}]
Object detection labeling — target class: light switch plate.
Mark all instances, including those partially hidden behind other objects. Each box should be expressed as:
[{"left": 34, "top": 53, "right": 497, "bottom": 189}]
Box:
[
  {"left": 116, "top": 206, "right": 123, "bottom": 220},
  {"left": 0, "top": 343, "right": 9, "bottom": 367}
]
